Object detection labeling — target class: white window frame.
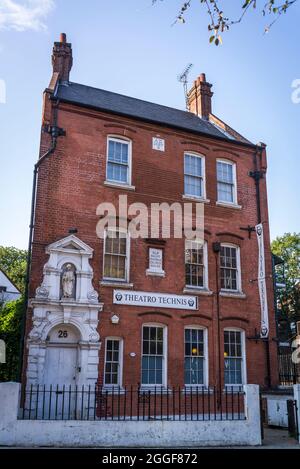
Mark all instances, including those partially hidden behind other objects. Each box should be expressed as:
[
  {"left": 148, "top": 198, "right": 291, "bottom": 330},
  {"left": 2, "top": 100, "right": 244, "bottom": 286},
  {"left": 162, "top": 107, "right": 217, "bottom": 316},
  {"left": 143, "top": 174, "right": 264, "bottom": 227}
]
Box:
[
  {"left": 184, "top": 152, "right": 206, "bottom": 200},
  {"left": 106, "top": 135, "right": 132, "bottom": 186},
  {"left": 141, "top": 323, "right": 167, "bottom": 388},
  {"left": 220, "top": 243, "right": 242, "bottom": 293},
  {"left": 103, "top": 227, "right": 130, "bottom": 283},
  {"left": 103, "top": 337, "right": 124, "bottom": 388},
  {"left": 185, "top": 239, "right": 208, "bottom": 290},
  {"left": 184, "top": 326, "right": 208, "bottom": 388},
  {"left": 223, "top": 328, "right": 247, "bottom": 387},
  {"left": 216, "top": 159, "right": 238, "bottom": 205}
]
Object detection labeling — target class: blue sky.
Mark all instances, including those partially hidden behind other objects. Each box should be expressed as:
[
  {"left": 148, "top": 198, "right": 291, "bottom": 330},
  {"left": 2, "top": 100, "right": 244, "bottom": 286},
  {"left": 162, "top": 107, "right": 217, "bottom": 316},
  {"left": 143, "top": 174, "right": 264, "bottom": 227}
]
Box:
[{"left": 0, "top": 0, "right": 299, "bottom": 249}]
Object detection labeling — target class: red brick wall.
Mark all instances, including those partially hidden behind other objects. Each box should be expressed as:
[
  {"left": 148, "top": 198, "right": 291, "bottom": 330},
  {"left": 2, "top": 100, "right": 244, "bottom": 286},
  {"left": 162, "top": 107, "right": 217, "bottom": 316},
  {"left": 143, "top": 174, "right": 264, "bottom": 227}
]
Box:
[{"left": 24, "top": 94, "right": 278, "bottom": 388}]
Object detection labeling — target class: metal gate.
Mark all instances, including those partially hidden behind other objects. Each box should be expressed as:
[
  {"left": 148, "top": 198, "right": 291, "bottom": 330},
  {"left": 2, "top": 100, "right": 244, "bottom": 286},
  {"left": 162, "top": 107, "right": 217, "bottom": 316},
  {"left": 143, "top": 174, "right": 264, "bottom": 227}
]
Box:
[{"left": 287, "top": 399, "right": 299, "bottom": 440}]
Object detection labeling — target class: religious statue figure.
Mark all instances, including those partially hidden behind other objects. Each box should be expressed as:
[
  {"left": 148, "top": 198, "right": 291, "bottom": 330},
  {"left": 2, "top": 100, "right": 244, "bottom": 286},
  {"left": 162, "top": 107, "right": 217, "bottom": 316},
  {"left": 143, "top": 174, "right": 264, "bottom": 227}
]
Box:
[{"left": 61, "top": 263, "right": 75, "bottom": 299}]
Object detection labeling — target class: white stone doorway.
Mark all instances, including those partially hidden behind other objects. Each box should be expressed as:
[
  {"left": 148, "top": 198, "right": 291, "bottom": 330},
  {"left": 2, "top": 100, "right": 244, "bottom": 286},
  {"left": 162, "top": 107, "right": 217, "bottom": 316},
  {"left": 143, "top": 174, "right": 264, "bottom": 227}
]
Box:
[{"left": 43, "top": 324, "right": 80, "bottom": 387}]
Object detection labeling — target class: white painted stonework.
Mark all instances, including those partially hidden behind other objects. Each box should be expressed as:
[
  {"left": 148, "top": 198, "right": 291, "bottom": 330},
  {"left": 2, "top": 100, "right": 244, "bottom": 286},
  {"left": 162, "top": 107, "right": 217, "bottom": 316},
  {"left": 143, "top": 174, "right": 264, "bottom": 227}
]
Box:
[
  {"left": 26, "top": 235, "right": 103, "bottom": 388},
  {"left": 0, "top": 383, "right": 263, "bottom": 447}
]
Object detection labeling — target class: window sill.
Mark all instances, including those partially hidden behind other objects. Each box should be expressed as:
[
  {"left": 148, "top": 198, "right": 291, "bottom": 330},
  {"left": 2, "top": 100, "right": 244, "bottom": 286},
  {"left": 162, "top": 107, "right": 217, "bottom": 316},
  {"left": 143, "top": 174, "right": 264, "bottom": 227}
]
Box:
[
  {"left": 102, "top": 386, "right": 125, "bottom": 394},
  {"left": 183, "top": 287, "right": 213, "bottom": 296},
  {"left": 183, "top": 386, "right": 211, "bottom": 394},
  {"left": 216, "top": 201, "right": 242, "bottom": 210},
  {"left": 104, "top": 180, "right": 136, "bottom": 191},
  {"left": 220, "top": 291, "right": 246, "bottom": 299},
  {"left": 182, "top": 195, "right": 210, "bottom": 203},
  {"left": 139, "top": 386, "right": 170, "bottom": 394},
  {"left": 100, "top": 281, "right": 134, "bottom": 288},
  {"left": 146, "top": 269, "right": 165, "bottom": 278}
]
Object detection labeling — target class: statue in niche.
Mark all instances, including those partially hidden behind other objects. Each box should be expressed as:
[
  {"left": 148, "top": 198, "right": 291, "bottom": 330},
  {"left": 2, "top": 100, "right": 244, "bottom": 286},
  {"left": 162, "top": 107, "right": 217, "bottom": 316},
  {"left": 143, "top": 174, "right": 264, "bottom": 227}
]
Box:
[{"left": 61, "top": 263, "right": 76, "bottom": 299}]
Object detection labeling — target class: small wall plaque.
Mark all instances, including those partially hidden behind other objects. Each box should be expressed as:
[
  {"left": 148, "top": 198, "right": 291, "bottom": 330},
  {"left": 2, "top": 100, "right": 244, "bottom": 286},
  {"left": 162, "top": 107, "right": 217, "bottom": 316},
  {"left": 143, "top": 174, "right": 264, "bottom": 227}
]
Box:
[
  {"left": 146, "top": 248, "right": 165, "bottom": 277},
  {"left": 152, "top": 137, "right": 165, "bottom": 152}
]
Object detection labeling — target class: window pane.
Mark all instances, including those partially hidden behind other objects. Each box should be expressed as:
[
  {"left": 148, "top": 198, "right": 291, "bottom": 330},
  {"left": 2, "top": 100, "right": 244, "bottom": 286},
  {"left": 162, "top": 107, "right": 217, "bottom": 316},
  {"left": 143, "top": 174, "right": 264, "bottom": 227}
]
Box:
[
  {"left": 185, "top": 241, "right": 205, "bottom": 287},
  {"left": 142, "top": 327, "right": 164, "bottom": 385},
  {"left": 224, "top": 330, "right": 243, "bottom": 385},
  {"left": 104, "top": 339, "right": 121, "bottom": 385},
  {"left": 184, "top": 328, "right": 205, "bottom": 385}
]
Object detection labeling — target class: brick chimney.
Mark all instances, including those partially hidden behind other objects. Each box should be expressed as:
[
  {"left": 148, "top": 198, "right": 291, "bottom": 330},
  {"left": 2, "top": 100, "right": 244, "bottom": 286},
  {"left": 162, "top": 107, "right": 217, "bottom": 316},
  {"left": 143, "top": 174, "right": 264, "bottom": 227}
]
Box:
[
  {"left": 51, "top": 33, "right": 73, "bottom": 84},
  {"left": 187, "top": 73, "right": 213, "bottom": 120}
]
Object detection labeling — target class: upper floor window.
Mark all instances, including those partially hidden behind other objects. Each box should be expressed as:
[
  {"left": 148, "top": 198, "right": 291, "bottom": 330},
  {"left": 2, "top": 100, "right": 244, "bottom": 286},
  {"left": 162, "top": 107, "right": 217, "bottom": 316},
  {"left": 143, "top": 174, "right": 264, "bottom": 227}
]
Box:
[
  {"left": 103, "top": 229, "right": 129, "bottom": 282},
  {"left": 217, "top": 160, "right": 237, "bottom": 204},
  {"left": 220, "top": 244, "right": 241, "bottom": 292},
  {"left": 185, "top": 240, "right": 208, "bottom": 289},
  {"left": 104, "top": 338, "right": 123, "bottom": 387},
  {"left": 184, "top": 153, "right": 205, "bottom": 199},
  {"left": 141, "top": 325, "right": 166, "bottom": 386},
  {"left": 106, "top": 137, "right": 131, "bottom": 185},
  {"left": 184, "top": 327, "right": 207, "bottom": 386},
  {"left": 224, "top": 329, "right": 245, "bottom": 386}
]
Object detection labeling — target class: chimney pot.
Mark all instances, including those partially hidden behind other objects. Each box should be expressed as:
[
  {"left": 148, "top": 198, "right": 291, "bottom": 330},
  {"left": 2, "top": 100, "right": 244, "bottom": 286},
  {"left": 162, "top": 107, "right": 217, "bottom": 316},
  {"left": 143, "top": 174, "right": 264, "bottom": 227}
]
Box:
[{"left": 60, "top": 33, "right": 67, "bottom": 44}]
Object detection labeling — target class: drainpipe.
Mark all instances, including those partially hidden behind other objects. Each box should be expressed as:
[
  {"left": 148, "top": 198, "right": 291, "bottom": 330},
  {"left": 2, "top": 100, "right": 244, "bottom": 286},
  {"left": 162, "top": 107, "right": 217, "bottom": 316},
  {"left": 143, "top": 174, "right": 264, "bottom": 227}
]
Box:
[
  {"left": 18, "top": 99, "right": 64, "bottom": 382},
  {"left": 213, "top": 241, "right": 222, "bottom": 403},
  {"left": 250, "top": 144, "right": 271, "bottom": 389}
]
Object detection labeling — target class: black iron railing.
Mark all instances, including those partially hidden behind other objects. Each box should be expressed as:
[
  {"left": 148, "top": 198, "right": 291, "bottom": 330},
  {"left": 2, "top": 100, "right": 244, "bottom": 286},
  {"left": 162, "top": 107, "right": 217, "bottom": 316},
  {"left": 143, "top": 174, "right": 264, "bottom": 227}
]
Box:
[
  {"left": 278, "top": 351, "right": 300, "bottom": 386},
  {"left": 19, "top": 385, "right": 245, "bottom": 421}
]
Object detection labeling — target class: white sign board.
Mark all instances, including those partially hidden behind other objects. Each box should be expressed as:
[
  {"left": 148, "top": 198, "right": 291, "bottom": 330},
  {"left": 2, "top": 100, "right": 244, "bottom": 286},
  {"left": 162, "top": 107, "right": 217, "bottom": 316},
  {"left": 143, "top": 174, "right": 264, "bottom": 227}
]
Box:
[
  {"left": 113, "top": 290, "right": 198, "bottom": 310},
  {"left": 152, "top": 137, "right": 165, "bottom": 152},
  {"left": 148, "top": 248, "right": 164, "bottom": 274}
]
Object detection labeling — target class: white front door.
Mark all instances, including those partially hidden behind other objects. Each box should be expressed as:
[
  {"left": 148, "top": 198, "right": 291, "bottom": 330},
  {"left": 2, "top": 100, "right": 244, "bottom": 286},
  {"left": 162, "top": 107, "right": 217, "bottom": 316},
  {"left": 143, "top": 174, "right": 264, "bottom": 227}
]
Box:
[{"left": 44, "top": 346, "right": 78, "bottom": 386}]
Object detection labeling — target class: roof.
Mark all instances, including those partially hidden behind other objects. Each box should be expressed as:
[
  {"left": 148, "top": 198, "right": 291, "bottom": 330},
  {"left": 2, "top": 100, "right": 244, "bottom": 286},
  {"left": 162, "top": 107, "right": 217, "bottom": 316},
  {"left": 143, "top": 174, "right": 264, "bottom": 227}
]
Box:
[
  {"left": 0, "top": 268, "right": 21, "bottom": 294},
  {"left": 54, "top": 82, "right": 247, "bottom": 143}
]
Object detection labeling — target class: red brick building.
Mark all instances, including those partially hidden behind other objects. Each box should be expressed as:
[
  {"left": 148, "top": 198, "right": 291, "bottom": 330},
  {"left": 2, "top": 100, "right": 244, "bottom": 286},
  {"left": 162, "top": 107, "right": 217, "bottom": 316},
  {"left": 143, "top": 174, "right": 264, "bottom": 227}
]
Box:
[{"left": 23, "top": 34, "right": 278, "bottom": 393}]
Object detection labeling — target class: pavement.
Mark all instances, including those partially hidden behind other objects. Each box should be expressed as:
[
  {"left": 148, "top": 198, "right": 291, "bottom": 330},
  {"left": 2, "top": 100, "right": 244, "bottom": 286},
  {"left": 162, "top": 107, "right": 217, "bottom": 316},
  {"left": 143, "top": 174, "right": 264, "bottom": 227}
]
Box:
[{"left": 260, "top": 427, "right": 300, "bottom": 449}]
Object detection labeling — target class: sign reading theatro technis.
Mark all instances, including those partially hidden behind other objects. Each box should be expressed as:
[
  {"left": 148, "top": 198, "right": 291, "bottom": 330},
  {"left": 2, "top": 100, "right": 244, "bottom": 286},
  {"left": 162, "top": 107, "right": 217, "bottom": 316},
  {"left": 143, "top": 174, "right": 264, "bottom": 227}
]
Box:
[
  {"left": 113, "top": 290, "right": 198, "bottom": 310},
  {"left": 256, "top": 223, "right": 269, "bottom": 338}
]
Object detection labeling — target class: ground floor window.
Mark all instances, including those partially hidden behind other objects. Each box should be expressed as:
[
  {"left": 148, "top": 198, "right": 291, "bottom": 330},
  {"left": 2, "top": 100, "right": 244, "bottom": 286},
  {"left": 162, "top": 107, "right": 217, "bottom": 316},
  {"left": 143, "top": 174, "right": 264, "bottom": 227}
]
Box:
[
  {"left": 141, "top": 325, "right": 165, "bottom": 386},
  {"left": 224, "top": 329, "right": 245, "bottom": 385},
  {"left": 104, "top": 338, "right": 122, "bottom": 386},
  {"left": 184, "top": 327, "right": 206, "bottom": 385}
]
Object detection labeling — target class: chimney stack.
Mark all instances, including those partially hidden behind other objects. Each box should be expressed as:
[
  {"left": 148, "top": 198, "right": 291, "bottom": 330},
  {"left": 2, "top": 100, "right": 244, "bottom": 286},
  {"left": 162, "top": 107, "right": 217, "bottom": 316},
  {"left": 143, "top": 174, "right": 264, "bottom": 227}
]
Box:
[
  {"left": 51, "top": 33, "right": 73, "bottom": 84},
  {"left": 187, "top": 73, "right": 213, "bottom": 120}
]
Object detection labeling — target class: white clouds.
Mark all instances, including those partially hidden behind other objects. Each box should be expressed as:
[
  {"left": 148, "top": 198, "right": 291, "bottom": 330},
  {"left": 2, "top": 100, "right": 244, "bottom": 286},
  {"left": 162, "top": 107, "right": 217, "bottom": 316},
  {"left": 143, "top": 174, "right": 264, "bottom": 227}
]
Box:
[{"left": 0, "top": 0, "right": 54, "bottom": 32}]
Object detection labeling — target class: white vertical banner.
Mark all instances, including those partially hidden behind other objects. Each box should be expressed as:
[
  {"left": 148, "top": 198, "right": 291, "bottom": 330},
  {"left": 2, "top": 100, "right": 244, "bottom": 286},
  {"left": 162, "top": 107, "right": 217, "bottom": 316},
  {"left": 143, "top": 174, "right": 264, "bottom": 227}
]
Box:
[{"left": 256, "top": 223, "right": 269, "bottom": 338}]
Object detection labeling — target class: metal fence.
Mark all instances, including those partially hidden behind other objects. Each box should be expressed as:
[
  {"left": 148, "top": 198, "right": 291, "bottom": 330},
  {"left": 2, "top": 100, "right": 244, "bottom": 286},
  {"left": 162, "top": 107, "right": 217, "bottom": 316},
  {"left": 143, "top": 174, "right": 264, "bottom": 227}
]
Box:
[
  {"left": 278, "top": 350, "right": 300, "bottom": 386},
  {"left": 20, "top": 385, "right": 245, "bottom": 421}
]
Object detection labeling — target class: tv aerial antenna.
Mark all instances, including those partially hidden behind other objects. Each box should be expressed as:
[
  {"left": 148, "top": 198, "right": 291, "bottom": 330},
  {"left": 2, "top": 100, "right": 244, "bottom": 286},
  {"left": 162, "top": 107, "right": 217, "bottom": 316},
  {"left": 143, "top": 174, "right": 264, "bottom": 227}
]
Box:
[{"left": 178, "top": 63, "right": 193, "bottom": 110}]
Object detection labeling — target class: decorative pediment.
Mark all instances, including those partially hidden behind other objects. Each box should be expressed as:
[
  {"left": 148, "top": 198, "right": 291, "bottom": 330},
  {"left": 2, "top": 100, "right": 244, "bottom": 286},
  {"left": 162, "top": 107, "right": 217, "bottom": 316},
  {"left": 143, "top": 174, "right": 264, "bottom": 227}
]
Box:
[
  {"left": 34, "top": 235, "right": 100, "bottom": 304},
  {"left": 46, "top": 234, "right": 94, "bottom": 256}
]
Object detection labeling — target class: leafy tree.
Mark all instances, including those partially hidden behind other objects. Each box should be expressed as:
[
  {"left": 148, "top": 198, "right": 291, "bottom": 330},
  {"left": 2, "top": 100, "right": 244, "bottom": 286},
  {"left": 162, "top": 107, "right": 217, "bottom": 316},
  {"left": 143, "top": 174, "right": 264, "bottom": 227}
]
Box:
[
  {"left": 0, "top": 246, "right": 27, "bottom": 294},
  {"left": 153, "top": 0, "right": 298, "bottom": 45},
  {"left": 271, "top": 232, "right": 300, "bottom": 339},
  {"left": 0, "top": 297, "right": 24, "bottom": 382}
]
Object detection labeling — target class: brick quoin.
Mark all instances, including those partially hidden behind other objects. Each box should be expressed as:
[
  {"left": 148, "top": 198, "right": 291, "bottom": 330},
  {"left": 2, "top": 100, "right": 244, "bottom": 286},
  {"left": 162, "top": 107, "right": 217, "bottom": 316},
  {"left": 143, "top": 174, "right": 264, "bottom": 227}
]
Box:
[{"left": 22, "top": 34, "right": 278, "bottom": 391}]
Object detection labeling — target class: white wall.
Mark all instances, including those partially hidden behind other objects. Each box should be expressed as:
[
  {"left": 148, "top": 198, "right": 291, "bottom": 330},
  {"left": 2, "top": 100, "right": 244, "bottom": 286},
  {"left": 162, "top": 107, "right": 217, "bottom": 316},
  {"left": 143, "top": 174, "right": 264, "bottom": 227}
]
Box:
[
  {"left": 294, "top": 385, "right": 300, "bottom": 444},
  {"left": 263, "top": 394, "right": 290, "bottom": 428},
  {"left": 0, "top": 383, "right": 262, "bottom": 447},
  {"left": 0, "top": 270, "right": 21, "bottom": 303}
]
